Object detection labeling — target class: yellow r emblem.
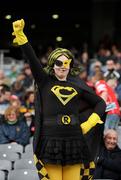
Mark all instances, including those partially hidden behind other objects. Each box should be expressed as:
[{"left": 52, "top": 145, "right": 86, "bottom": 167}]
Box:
[{"left": 62, "top": 115, "right": 71, "bottom": 125}]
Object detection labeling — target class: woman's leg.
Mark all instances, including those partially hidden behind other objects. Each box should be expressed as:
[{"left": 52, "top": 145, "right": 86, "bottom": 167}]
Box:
[
  {"left": 34, "top": 155, "right": 62, "bottom": 180},
  {"left": 45, "top": 164, "right": 62, "bottom": 180},
  {"left": 63, "top": 164, "right": 81, "bottom": 180}
]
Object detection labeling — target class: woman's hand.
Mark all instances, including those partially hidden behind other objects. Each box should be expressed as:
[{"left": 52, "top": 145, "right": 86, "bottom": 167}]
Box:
[
  {"left": 12, "top": 19, "right": 28, "bottom": 45},
  {"left": 12, "top": 19, "right": 25, "bottom": 33},
  {"left": 80, "top": 113, "right": 103, "bottom": 134}
]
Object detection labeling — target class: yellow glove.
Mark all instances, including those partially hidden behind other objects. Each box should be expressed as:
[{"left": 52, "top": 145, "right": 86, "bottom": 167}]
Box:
[
  {"left": 12, "top": 19, "right": 28, "bottom": 45},
  {"left": 80, "top": 113, "right": 103, "bottom": 134}
]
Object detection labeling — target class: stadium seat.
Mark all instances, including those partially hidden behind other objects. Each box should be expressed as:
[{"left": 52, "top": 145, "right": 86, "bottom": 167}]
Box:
[
  {"left": 21, "top": 152, "right": 33, "bottom": 159},
  {"left": 0, "top": 143, "right": 24, "bottom": 155},
  {"left": 0, "top": 170, "right": 5, "bottom": 180},
  {"left": 8, "top": 169, "right": 39, "bottom": 180},
  {"left": 24, "top": 143, "right": 33, "bottom": 153},
  {"left": 0, "top": 151, "right": 20, "bottom": 162},
  {"left": 0, "top": 160, "right": 12, "bottom": 172},
  {"left": 14, "top": 158, "right": 36, "bottom": 170}
]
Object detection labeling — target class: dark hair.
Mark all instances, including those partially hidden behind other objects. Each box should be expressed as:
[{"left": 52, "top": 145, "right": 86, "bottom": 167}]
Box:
[{"left": 24, "top": 91, "right": 34, "bottom": 101}]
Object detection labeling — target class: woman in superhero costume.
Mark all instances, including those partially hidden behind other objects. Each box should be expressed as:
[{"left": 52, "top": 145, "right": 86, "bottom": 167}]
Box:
[{"left": 12, "top": 19, "right": 106, "bottom": 180}]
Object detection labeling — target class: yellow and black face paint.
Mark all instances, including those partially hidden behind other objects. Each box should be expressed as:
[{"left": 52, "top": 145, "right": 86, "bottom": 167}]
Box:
[
  {"left": 54, "top": 59, "right": 72, "bottom": 68},
  {"left": 48, "top": 48, "right": 74, "bottom": 67}
]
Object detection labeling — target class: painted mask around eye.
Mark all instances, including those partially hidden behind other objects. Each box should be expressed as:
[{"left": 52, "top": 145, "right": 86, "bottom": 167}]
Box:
[{"left": 54, "top": 59, "right": 72, "bottom": 68}]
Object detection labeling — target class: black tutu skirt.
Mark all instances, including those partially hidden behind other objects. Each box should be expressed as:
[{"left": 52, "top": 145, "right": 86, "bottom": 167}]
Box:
[{"left": 38, "top": 135, "right": 91, "bottom": 166}]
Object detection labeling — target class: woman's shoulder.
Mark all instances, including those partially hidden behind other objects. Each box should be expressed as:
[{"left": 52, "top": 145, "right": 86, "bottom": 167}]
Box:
[{"left": 68, "top": 75, "right": 95, "bottom": 94}]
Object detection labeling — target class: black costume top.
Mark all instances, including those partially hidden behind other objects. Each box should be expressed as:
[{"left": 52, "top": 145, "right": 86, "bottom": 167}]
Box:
[{"left": 21, "top": 43, "right": 106, "bottom": 165}]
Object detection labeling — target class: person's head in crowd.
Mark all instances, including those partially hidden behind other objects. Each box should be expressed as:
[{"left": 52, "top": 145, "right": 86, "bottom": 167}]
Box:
[
  {"left": 11, "top": 65, "right": 17, "bottom": 73},
  {"left": 78, "top": 66, "right": 88, "bottom": 81},
  {"left": 23, "top": 91, "right": 35, "bottom": 113},
  {"left": 8, "top": 65, "right": 19, "bottom": 84},
  {"left": 98, "top": 48, "right": 111, "bottom": 59},
  {"left": 97, "top": 46, "right": 112, "bottom": 65},
  {"left": 103, "top": 129, "right": 118, "bottom": 150},
  {"left": 111, "top": 44, "right": 119, "bottom": 56},
  {"left": 10, "top": 95, "right": 21, "bottom": 109},
  {"left": 90, "top": 72, "right": 105, "bottom": 85},
  {"left": 93, "top": 61, "right": 103, "bottom": 74},
  {"left": 23, "top": 63, "right": 30, "bottom": 69},
  {"left": 104, "top": 58, "right": 121, "bottom": 81},
  {"left": 1, "top": 105, "right": 30, "bottom": 146},
  {"left": 24, "top": 91, "right": 35, "bottom": 105},
  {"left": 0, "top": 84, "right": 11, "bottom": 103},
  {"left": 23, "top": 65, "right": 32, "bottom": 77},
  {"left": 10, "top": 65, "right": 18, "bottom": 76},
  {"left": 11, "top": 80, "right": 25, "bottom": 100},
  {"left": 98, "top": 47, "right": 106, "bottom": 57},
  {"left": 0, "top": 70, "right": 11, "bottom": 86},
  {"left": 80, "top": 51, "right": 89, "bottom": 64},
  {"left": 41, "top": 56, "right": 48, "bottom": 67},
  {"left": 4, "top": 106, "right": 19, "bottom": 124},
  {"left": 22, "top": 65, "right": 34, "bottom": 89},
  {"left": 93, "top": 60, "right": 102, "bottom": 68},
  {"left": 115, "top": 60, "right": 121, "bottom": 71},
  {"left": 3, "top": 87, "right": 11, "bottom": 102},
  {"left": 106, "top": 59, "right": 116, "bottom": 71}
]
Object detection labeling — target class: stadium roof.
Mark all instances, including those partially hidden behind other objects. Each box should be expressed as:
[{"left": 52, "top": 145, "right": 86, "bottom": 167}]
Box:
[{"left": 0, "top": 0, "right": 120, "bottom": 51}]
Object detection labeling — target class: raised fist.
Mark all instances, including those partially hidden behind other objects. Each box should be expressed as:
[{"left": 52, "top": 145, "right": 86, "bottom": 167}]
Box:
[
  {"left": 12, "top": 19, "right": 25, "bottom": 33},
  {"left": 12, "top": 19, "right": 28, "bottom": 45}
]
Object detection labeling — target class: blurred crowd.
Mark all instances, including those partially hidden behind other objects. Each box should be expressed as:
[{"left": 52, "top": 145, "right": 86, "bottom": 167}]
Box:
[
  {"left": 0, "top": 40, "right": 121, "bottom": 179},
  {"left": 0, "top": 63, "right": 35, "bottom": 146},
  {"left": 0, "top": 42, "right": 121, "bottom": 146}
]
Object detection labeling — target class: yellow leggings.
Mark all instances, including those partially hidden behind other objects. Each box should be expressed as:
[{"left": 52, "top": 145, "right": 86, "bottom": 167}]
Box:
[
  {"left": 45, "top": 163, "right": 81, "bottom": 180},
  {"left": 34, "top": 155, "right": 95, "bottom": 180}
]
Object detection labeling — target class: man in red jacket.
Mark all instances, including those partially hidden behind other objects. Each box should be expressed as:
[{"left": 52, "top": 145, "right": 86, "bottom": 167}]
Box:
[{"left": 91, "top": 72, "right": 120, "bottom": 131}]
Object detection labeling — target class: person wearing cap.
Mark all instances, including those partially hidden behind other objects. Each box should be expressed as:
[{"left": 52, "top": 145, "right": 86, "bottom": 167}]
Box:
[{"left": 12, "top": 19, "right": 106, "bottom": 180}]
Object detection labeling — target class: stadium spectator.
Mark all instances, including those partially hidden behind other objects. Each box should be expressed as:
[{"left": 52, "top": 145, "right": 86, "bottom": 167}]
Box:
[
  {"left": 0, "top": 106, "right": 30, "bottom": 146},
  {"left": 104, "top": 59, "right": 120, "bottom": 81},
  {"left": 22, "top": 64, "right": 34, "bottom": 89},
  {"left": 10, "top": 94, "right": 35, "bottom": 136},
  {"left": 0, "top": 69, "right": 11, "bottom": 86},
  {"left": 0, "top": 84, "right": 11, "bottom": 115},
  {"left": 20, "top": 90, "right": 35, "bottom": 136},
  {"left": 91, "top": 72, "right": 121, "bottom": 131},
  {"left": 94, "top": 129, "right": 121, "bottom": 180},
  {"left": 11, "top": 74, "right": 26, "bottom": 100}
]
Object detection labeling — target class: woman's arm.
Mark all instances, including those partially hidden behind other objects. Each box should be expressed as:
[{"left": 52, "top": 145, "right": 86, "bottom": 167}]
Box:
[
  {"left": 12, "top": 19, "right": 48, "bottom": 85},
  {"left": 21, "top": 42, "right": 48, "bottom": 84},
  {"left": 80, "top": 91, "right": 106, "bottom": 134},
  {"left": 0, "top": 125, "right": 9, "bottom": 144},
  {"left": 15, "top": 121, "right": 30, "bottom": 146},
  {"left": 82, "top": 90, "right": 106, "bottom": 117}
]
